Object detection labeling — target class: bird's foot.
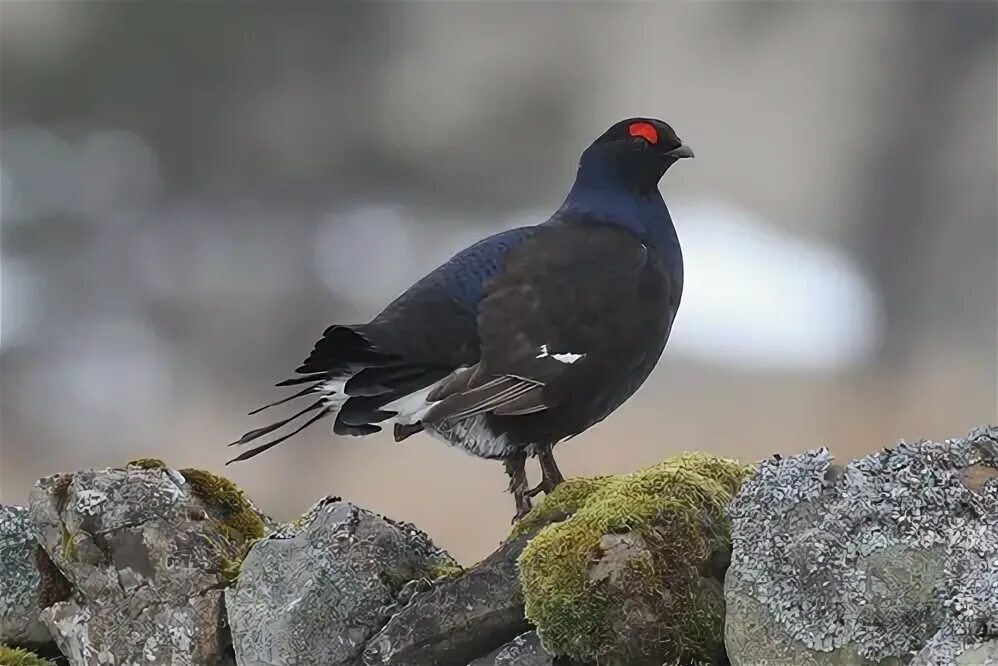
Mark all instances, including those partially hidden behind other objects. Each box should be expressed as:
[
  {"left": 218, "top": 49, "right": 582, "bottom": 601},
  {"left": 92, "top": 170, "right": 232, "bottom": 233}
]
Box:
[
  {"left": 527, "top": 443, "right": 566, "bottom": 499},
  {"left": 511, "top": 492, "right": 533, "bottom": 523},
  {"left": 524, "top": 475, "right": 563, "bottom": 499}
]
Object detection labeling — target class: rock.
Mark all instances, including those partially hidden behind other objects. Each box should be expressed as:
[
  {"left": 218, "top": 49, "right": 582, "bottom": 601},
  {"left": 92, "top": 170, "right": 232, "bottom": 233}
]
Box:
[
  {"left": 41, "top": 590, "right": 229, "bottom": 665},
  {"left": 362, "top": 516, "right": 558, "bottom": 666},
  {"left": 515, "top": 452, "right": 749, "bottom": 665},
  {"left": 725, "top": 426, "right": 998, "bottom": 666},
  {"left": 18, "top": 431, "right": 998, "bottom": 664},
  {"left": 227, "top": 497, "right": 457, "bottom": 666},
  {"left": 467, "top": 632, "right": 553, "bottom": 666},
  {"left": 0, "top": 506, "right": 49, "bottom": 646},
  {"left": 28, "top": 463, "right": 267, "bottom": 666},
  {"left": 34, "top": 547, "right": 72, "bottom": 615},
  {"left": 938, "top": 640, "right": 998, "bottom": 665}
]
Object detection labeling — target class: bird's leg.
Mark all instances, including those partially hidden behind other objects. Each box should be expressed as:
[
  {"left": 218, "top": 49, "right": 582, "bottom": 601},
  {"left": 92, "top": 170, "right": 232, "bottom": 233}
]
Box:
[
  {"left": 505, "top": 453, "right": 532, "bottom": 522},
  {"left": 540, "top": 446, "right": 566, "bottom": 487},
  {"left": 526, "top": 443, "right": 565, "bottom": 498}
]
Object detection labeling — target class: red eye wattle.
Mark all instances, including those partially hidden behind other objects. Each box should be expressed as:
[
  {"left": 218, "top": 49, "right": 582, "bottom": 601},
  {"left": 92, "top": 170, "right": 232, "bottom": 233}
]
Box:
[{"left": 628, "top": 122, "right": 658, "bottom": 144}]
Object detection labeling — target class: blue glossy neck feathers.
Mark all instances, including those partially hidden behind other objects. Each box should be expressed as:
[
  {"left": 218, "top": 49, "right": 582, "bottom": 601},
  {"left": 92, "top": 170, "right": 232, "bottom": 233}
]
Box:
[{"left": 557, "top": 147, "right": 678, "bottom": 250}]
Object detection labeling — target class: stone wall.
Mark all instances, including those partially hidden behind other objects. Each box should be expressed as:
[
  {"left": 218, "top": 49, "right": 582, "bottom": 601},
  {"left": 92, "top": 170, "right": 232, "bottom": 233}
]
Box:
[{"left": 3, "top": 428, "right": 997, "bottom": 666}]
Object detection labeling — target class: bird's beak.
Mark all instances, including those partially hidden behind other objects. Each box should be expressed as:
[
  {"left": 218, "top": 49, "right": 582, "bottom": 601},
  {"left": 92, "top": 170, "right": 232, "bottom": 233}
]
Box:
[{"left": 665, "top": 143, "right": 694, "bottom": 160}]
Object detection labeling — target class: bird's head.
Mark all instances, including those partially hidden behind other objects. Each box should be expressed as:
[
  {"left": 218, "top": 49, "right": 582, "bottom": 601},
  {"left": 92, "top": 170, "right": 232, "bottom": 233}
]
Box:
[{"left": 576, "top": 117, "right": 693, "bottom": 194}]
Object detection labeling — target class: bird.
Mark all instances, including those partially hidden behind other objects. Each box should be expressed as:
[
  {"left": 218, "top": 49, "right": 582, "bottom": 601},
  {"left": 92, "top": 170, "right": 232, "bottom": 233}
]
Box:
[{"left": 230, "top": 117, "right": 692, "bottom": 520}]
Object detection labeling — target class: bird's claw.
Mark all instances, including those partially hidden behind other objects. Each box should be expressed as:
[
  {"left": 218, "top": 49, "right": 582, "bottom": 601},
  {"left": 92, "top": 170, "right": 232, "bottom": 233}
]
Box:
[
  {"left": 525, "top": 475, "right": 563, "bottom": 499},
  {"left": 511, "top": 496, "right": 533, "bottom": 524}
]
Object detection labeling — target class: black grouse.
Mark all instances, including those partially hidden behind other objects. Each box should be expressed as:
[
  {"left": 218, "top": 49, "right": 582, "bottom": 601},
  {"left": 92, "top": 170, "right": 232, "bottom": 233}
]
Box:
[{"left": 231, "top": 117, "right": 692, "bottom": 519}]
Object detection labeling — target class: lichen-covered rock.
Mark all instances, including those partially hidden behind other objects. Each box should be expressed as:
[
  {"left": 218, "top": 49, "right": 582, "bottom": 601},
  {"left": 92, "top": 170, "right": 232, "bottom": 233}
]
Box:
[
  {"left": 362, "top": 510, "right": 570, "bottom": 666},
  {"left": 932, "top": 639, "right": 998, "bottom": 665},
  {"left": 28, "top": 463, "right": 267, "bottom": 665},
  {"left": 516, "top": 452, "right": 749, "bottom": 665},
  {"left": 467, "top": 632, "right": 554, "bottom": 666},
  {"left": 0, "top": 645, "right": 56, "bottom": 666},
  {"left": 0, "top": 506, "right": 49, "bottom": 646},
  {"left": 42, "top": 590, "right": 229, "bottom": 665},
  {"left": 725, "top": 426, "right": 998, "bottom": 666},
  {"left": 227, "top": 497, "right": 457, "bottom": 666}
]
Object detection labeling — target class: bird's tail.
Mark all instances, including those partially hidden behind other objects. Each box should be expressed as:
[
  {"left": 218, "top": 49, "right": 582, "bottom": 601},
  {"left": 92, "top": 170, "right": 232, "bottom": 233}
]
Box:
[{"left": 227, "top": 325, "right": 449, "bottom": 463}]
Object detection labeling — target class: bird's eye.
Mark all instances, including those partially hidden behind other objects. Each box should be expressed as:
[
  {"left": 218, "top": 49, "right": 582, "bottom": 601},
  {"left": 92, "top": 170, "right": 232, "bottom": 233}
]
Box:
[{"left": 627, "top": 122, "right": 658, "bottom": 144}]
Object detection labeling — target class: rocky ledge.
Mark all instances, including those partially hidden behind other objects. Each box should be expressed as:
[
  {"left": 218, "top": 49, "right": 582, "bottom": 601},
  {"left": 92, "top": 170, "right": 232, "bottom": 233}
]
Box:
[
  {"left": 726, "top": 426, "right": 998, "bottom": 666},
  {"left": 2, "top": 428, "right": 997, "bottom": 666}
]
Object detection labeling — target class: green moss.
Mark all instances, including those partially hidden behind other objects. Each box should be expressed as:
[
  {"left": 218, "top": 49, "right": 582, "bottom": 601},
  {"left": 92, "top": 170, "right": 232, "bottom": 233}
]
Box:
[
  {"left": 511, "top": 476, "right": 608, "bottom": 539},
  {"left": 517, "top": 452, "right": 750, "bottom": 664},
  {"left": 126, "top": 457, "right": 167, "bottom": 470},
  {"left": 179, "top": 468, "right": 266, "bottom": 542},
  {"left": 427, "top": 561, "right": 464, "bottom": 580},
  {"left": 219, "top": 546, "right": 256, "bottom": 584},
  {"left": 0, "top": 646, "right": 55, "bottom": 666},
  {"left": 61, "top": 526, "right": 77, "bottom": 563},
  {"left": 178, "top": 468, "right": 266, "bottom": 585}
]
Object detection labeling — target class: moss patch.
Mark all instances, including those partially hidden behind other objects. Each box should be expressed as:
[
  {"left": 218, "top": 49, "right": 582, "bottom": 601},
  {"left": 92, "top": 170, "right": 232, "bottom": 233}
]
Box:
[
  {"left": 517, "top": 452, "right": 750, "bottom": 665},
  {"left": 178, "top": 467, "right": 267, "bottom": 584},
  {"left": 60, "top": 525, "right": 77, "bottom": 563},
  {"left": 126, "top": 458, "right": 167, "bottom": 470},
  {"left": 219, "top": 550, "right": 253, "bottom": 584},
  {"left": 427, "top": 561, "right": 464, "bottom": 580},
  {"left": 179, "top": 468, "right": 266, "bottom": 542},
  {"left": 0, "top": 646, "right": 55, "bottom": 666},
  {"left": 511, "top": 476, "right": 608, "bottom": 539}
]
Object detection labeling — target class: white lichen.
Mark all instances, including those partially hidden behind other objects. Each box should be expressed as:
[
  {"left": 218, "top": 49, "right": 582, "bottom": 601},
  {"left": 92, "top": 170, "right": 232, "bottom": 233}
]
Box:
[{"left": 727, "top": 425, "right": 998, "bottom": 662}]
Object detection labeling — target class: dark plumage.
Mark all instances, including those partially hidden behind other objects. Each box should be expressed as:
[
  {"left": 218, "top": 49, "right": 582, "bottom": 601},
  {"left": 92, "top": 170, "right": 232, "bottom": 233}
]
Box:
[{"left": 231, "top": 117, "right": 692, "bottom": 519}]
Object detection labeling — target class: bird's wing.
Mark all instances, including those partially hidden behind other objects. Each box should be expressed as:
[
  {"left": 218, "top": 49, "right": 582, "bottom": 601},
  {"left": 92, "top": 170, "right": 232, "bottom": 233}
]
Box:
[
  {"left": 424, "top": 223, "right": 674, "bottom": 423},
  {"left": 229, "top": 227, "right": 537, "bottom": 458}
]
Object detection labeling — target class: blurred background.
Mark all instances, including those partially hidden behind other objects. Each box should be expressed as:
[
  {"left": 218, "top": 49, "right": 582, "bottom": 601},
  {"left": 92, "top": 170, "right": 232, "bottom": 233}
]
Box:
[{"left": 1, "top": 1, "right": 995, "bottom": 563}]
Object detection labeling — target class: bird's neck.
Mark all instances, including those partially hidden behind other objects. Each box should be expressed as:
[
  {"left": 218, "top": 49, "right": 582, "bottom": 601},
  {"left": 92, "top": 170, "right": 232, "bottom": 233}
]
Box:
[{"left": 557, "top": 167, "right": 678, "bottom": 250}]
